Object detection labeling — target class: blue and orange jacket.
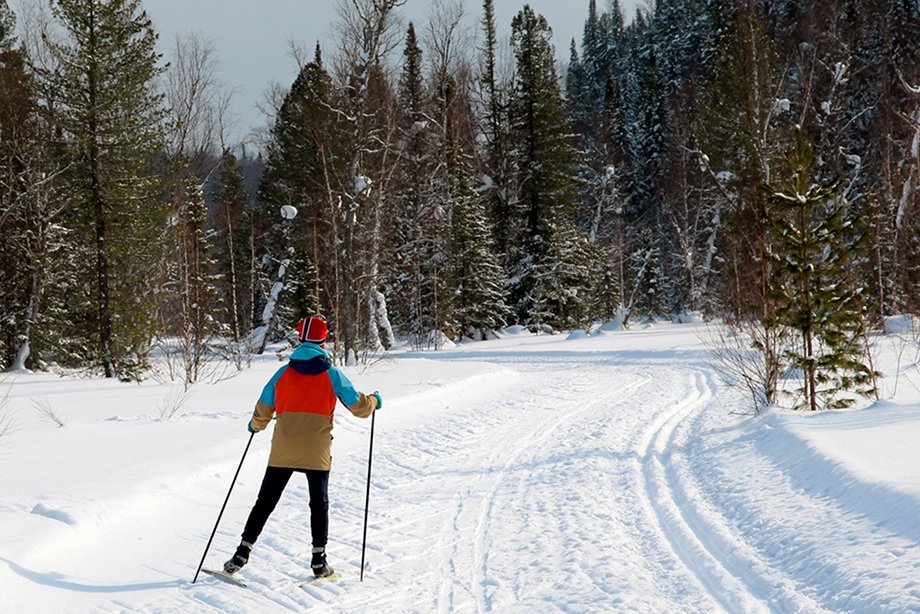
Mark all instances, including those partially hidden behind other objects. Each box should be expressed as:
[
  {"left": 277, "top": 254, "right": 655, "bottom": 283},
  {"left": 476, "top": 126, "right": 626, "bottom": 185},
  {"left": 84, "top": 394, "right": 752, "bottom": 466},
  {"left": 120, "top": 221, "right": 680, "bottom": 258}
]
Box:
[{"left": 250, "top": 343, "right": 378, "bottom": 470}]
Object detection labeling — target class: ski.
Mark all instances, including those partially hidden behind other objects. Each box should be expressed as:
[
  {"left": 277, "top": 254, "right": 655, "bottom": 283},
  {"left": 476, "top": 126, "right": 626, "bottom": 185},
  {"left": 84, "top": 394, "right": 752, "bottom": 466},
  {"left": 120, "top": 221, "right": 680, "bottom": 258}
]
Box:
[
  {"left": 201, "top": 567, "right": 248, "bottom": 588},
  {"left": 201, "top": 567, "right": 341, "bottom": 589},
  {"left": 301, "top": 571, "right": 342, "bottom": 587}
]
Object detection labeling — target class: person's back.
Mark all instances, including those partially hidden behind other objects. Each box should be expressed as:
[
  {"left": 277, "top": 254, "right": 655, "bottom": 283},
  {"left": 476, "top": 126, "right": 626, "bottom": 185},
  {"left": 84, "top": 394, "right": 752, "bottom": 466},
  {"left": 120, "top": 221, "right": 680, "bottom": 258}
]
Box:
[
  {"left": 262, "top": 342, "right": 339, "bottom": 469},
  {"left": 223, "top": 316, "right": 382, "bottom": 578}
]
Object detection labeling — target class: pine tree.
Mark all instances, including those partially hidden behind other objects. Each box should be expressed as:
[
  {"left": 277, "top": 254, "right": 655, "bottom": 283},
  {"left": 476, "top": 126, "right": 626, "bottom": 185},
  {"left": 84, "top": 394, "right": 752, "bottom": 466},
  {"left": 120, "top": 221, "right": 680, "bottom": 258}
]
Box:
[
  {"left": 580, "top": 0, "right": 602, "bottom": 113},
  {"left": 570, "top": 2, "right": 633, "bottom": 323},
  {"left": 0, "top": 0, "right": 28, "bottom": 369},
  {"left": 532, "top": 223, "right": 604, "bottom": 330},
  {"left": 478, "top": 0, "right": 513, "bottom": 267},
  {"left": 765, "top": 130, "right": 876, "bottom": 410},
  {"left": 508, "top": 6, "right": 592, "bottom": 330},
  {"left": 450, "top": 167, "right": 508, "bottom": 339},
  {"left": 259, "top": 44, "right": 337, "bottom": 230},
  {"left": 387, "top": 22, "right": 438, "bottom": 345},
  {"left": 694, "top": 2, "right": 783, "bottom": 320},
  {"left": 160, "top": 175, "right": 221, "bottom": 385},
  {"left": 0, "top": 0, "right": 13, "bottom": 49},
  {"left": 38, "top": 0, "right": 168, "bottom": 379},
  {"left": 566, "top": 39, "right": 585, "bottom": 113},
  {"left": 332, "top": 0, "right": 403, "bottom": 362},
  {"left": 275, "top": 246, "right": 320, "bottom": 333},
  {"left": 255, "top": 44, "right": 337, "bottom": 349},
  {"left": 387, "top": 3, "right": 503, "bottom": 346},
  {"left": 211, "top": 149, "right": 253, "bottom": 362},
  {"left": 579, "top": 0, "right": 622, "bottom": 116},
  {"left": 0, "top": 1, "right": 66, "bottom": 371}
]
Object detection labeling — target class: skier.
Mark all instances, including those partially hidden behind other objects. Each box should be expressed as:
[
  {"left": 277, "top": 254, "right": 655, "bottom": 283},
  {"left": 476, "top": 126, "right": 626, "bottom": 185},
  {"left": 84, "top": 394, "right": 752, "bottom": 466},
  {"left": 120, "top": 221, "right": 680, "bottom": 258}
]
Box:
[{"left": 223, "top": 315, "right": 382, "bottom": 578}]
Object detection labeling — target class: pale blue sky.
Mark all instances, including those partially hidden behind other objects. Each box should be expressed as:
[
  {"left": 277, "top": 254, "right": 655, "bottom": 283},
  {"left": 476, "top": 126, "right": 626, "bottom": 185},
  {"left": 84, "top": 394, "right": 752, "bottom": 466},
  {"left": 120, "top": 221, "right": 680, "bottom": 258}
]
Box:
[{"left": 144, "top": 0, "right": 643, "bottom": 144}]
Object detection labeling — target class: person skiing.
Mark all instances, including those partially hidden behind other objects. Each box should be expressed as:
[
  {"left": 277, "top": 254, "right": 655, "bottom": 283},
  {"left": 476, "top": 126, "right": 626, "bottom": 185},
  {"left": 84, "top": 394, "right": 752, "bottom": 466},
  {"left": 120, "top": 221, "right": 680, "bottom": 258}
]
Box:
[{"left": 223, "top": 315, "right": 382, "bottom": 578}]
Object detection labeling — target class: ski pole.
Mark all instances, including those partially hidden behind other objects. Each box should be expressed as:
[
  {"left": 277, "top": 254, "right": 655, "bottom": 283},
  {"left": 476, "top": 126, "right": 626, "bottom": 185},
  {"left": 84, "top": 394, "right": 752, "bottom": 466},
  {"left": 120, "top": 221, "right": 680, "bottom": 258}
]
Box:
[
  {"left": 359, "top": 408, "right": 377, "bottom": 581},
  {"left": 192, "top": 431, "right": 255, "bottom": 584}
]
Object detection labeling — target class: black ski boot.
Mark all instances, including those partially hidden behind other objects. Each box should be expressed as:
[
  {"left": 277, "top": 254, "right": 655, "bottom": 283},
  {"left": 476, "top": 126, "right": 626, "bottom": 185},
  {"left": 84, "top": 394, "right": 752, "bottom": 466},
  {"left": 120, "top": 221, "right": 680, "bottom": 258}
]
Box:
[
  {"left": 311, "top": 546, "right": 334, "bottom": 578},
  {"left": 223, "top": 542, "right": 252, "bottom": 574}
]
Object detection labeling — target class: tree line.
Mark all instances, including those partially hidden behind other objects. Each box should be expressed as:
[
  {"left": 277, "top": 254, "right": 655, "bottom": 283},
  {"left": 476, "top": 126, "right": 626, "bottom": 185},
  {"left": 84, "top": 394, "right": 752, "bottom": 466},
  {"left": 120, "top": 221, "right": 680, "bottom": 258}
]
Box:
[{"left": 1, "top": 0, "right": 918, "bottom": 408}]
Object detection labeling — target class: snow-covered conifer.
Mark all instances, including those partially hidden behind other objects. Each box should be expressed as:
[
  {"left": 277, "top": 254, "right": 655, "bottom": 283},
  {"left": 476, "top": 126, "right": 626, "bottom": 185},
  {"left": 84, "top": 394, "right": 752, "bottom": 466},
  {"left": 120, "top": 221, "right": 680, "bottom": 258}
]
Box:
[
  {"left": 0, "top": 2, "right": 71, "bottom": 372},
  {"left": 765, "top": 130, "right": 876, "bottom": 410},
  {"left": 35, "top": 0, "right": 168, "bottom": 379},
  {"left": 211, "top": 149, "right": 253, "bottom": 363},
  {"left": 254, "top": 46, "right": 336, "bottom": 350},
  {"left": 507, "top": 5, "right": 594, "bottom": 329},
  {"left": 159, "top": 176, "right": 222, "bottom": 385}
]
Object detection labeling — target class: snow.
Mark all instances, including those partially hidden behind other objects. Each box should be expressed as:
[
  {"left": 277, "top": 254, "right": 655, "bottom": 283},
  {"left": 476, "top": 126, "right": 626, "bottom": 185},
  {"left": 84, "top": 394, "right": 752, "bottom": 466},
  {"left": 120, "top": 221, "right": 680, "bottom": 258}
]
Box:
[
  {"left": 674, "top": 311, "right": 701, "bottom": 324},
  {"left": 883, "top": 314, "right": 916, "bottom": 335},
  {"left": 2, "top": 322, "right": 920, "bottom": 612},
  {"left": 353, "top": 175, "right": 372, "bottom": 196},
  {"left": 475, "top": 173, "right": 495, "bottom": 194}
]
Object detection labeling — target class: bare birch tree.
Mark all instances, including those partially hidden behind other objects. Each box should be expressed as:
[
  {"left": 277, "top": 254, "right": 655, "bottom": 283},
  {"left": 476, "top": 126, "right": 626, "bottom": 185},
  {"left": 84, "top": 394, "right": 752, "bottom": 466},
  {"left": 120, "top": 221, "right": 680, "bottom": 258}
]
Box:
[
  {"left": 331, "top": 0, "right": 404, "bottom": 363},
  {"left": 158, "top": 31, "right": 236, "bottom": 384},
  {"left": 165, "top": 32, "right": 234, "bottom": 163}
]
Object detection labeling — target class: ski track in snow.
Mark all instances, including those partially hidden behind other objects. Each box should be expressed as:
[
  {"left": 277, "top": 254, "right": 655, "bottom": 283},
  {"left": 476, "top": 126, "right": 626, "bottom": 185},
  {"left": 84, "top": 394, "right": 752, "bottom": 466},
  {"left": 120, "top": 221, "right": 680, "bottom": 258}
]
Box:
[
  {"left": 631, "top": 366, "right": 821, "bottom": 613},
  {"left": 6, "top": 342, "right": 920, "bottom": 612},
  {"left": 329, "top": 352, "right": 747, "bottom": 613}
]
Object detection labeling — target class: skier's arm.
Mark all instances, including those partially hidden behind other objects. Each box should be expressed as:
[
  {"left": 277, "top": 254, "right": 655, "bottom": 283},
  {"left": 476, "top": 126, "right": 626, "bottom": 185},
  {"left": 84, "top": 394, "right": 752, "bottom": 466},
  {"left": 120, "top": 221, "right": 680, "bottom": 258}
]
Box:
[
  {"left": 250, "top": 365, "right": 286, "bottom": 430},
  {"left": 328, "top": 367, "right": 379, "bottom": 418}
]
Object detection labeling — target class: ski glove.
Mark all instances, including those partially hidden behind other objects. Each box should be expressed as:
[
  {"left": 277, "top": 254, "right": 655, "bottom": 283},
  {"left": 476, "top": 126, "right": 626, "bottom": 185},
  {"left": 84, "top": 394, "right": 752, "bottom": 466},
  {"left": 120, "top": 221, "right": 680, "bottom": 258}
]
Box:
[
  {"left": 371, "top": 391, "right": 383, "bottom": 410},
  {"left": 247, "top": 420, "right": 258, "bottom": 434}
]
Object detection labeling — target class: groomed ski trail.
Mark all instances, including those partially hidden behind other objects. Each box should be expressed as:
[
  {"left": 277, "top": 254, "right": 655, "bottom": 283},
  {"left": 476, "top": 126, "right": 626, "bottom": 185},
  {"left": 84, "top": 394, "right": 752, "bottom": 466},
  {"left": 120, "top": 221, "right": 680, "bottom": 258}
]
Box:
[
  {"left": 13, "top": 339, "right": 920, "bottom": 612},
  {"left": 332, "top": 350, "right": 758, "bottom": 613},
  {"left": 631, "top": 366, "right": 827, "bottom": 613}
]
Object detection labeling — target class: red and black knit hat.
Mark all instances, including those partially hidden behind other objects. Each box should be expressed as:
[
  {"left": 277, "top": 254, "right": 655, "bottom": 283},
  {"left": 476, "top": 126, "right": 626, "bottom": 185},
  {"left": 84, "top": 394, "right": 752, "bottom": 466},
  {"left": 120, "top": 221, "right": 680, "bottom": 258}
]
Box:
[{"left": 296, "top": 316, "right": 328, "bottom": 346}]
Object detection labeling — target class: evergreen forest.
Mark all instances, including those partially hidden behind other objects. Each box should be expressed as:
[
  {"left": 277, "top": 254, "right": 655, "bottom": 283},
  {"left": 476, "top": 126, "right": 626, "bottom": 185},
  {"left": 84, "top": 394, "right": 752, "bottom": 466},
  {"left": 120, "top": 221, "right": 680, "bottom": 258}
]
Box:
[{"left": 2, "top": 0, "right": 919, "bottom": 409}]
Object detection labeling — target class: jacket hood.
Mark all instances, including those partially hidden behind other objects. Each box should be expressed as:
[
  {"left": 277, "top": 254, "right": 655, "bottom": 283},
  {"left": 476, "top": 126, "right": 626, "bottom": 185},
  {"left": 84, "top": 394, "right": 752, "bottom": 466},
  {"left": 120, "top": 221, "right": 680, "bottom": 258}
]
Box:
[{"left": 288, "top": 343, "right": 331, "bottom": 375}]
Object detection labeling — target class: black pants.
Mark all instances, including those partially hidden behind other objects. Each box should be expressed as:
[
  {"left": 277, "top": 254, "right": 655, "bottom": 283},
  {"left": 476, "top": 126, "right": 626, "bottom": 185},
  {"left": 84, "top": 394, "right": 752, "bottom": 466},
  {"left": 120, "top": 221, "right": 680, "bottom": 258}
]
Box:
[{"left": 241, "top": 466, "right": 329, "bottom": 548}]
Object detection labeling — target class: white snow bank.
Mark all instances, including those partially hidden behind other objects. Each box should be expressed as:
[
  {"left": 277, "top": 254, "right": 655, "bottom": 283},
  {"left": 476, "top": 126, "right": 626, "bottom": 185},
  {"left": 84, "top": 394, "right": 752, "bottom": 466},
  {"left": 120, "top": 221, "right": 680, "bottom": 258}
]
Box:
[
  {"left": 675, "top": 311, "right": 702, "bottom": 324},
  {"left": 883, "top": 314, "right": 917, "bottom": 335},
  {"left": 770, "top": 402, "right": 920, "bottom": 501},
  {"left": 597, "top": 319, "right": 624, "bottom": 332},
  {"left": 30, "top": 503, "right": 78, "bottom": 526}
]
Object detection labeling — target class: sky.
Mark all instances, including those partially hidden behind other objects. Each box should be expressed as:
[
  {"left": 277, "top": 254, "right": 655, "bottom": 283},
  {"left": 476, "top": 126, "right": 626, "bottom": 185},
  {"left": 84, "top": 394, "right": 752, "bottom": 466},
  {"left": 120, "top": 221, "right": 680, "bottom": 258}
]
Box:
[
  {"left": 143, "top": 0, "right": 644, "bottom": 145},
  {"left": 2, "top": 320, "right": 920, "bottom": 611}
]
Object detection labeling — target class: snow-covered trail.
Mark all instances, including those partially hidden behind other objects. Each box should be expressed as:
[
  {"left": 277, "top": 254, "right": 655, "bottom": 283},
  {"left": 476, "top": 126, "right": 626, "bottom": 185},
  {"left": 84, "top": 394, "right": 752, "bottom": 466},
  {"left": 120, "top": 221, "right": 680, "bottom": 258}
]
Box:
[
  {"left": 340, "top": 346, "right": 920, "bottom": 614},
  {"left": 371, "top": 349, "right": 771, "bottom": 614},
  {"left": 5, "top": 332, "right": 920, "bottom": 612}
]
